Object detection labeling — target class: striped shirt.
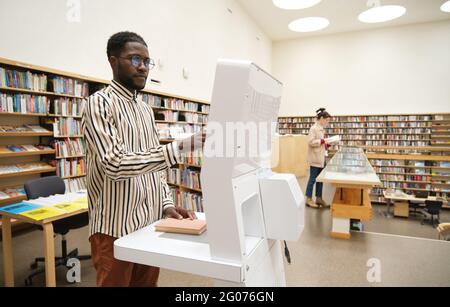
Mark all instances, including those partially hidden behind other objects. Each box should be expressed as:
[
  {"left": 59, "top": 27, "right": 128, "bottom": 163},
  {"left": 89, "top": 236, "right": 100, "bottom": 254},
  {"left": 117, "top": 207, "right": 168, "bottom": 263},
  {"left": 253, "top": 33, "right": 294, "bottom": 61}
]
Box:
[{"left": 82, "top": 80, "right": 180, "bottom": 238}]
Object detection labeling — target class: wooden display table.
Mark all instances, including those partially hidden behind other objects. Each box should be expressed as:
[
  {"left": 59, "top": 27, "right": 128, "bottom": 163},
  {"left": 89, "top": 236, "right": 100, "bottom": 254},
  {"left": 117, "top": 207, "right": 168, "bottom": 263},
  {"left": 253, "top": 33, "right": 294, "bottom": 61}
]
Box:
[{"left": 317, "top": 147, "right": 381, "bottom": 239}]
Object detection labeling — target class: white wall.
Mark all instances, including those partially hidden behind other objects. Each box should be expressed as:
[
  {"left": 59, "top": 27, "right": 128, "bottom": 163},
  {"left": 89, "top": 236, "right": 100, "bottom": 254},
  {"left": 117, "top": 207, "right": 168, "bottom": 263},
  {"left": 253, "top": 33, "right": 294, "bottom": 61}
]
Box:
[
  {"left": 0, "top": 0, "right": 271, "bottom": 102},
  {"left": 273, "top": 20, "right": 450, "bottom": 116}
]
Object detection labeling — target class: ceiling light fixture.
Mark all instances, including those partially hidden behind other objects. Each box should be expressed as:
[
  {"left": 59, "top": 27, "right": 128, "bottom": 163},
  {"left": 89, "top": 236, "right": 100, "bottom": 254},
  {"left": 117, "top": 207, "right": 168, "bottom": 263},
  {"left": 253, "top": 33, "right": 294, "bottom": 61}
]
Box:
[
  {"left": 441, "top": 1, "right": 450, "bottom": 13},
  {"left": 288, "top": 17, "right": 330, "bottom": 32},
  {"left": 273, "top": 0, "right": 321, "bottom": 10},
  {"left": 358, "top": 4, "right": 407, "bottom": 23}
]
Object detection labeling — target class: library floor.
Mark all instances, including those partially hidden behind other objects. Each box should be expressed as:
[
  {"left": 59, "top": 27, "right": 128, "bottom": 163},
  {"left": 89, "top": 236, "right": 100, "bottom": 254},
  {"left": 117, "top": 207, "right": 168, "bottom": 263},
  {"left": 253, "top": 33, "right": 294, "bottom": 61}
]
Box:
[{"left": 1, "top": 179, "right": 449, "bottom": 287}]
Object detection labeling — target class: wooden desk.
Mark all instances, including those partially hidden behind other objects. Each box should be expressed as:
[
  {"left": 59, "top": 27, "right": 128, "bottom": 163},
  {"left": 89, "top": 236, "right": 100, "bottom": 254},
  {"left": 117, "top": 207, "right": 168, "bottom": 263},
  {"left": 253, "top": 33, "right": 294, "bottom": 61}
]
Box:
[
  {"left": 383, "top": 191, "right": 448, "bottom": 218},
  {"left": 1, "top": 194, "right": 87, "bottom": 287}
]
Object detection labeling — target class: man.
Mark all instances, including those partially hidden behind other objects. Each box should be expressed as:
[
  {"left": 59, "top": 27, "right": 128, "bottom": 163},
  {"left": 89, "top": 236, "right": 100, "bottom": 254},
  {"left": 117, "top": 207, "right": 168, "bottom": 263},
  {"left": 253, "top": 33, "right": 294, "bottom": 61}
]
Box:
[{"left": 83, "top": 31, "right": 199, "bottom": 287}]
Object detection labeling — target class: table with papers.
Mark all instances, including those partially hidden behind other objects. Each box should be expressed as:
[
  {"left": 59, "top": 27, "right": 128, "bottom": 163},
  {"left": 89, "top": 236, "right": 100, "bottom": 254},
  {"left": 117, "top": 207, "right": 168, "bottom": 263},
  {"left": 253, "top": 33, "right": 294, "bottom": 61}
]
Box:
[{"left": 0, "top": 191, "right": 88, "bottom": 287}]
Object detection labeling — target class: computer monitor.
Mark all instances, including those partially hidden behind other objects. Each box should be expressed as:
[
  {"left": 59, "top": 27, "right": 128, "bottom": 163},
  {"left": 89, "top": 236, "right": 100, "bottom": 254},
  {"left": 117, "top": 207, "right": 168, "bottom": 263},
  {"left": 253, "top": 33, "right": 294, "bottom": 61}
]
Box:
[{"left": 204, "top": 59, "right": 282, "bottom": 177}]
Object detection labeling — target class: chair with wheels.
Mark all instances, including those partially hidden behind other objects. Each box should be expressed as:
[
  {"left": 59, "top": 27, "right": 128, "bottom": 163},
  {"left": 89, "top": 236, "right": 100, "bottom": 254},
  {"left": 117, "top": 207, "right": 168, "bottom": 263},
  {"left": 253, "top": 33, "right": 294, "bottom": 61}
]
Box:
[{"left": 23, "top": 176, "right": 90, "bottom": 286}]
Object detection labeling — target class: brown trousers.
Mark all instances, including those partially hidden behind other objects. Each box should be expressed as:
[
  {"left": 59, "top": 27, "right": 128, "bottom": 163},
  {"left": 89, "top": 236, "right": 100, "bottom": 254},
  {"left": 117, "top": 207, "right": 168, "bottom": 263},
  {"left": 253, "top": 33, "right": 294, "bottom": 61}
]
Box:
[{"left": 90, "top": 233, "right": 160, "bottom": 287}]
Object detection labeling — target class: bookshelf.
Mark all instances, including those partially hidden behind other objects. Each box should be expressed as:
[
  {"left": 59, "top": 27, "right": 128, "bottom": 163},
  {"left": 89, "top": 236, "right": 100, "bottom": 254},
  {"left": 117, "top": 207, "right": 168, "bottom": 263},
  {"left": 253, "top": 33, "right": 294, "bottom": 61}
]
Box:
[
  {"left": 0, "top": 56, "right": 209, "bottom": 221},
  {"left": 278, "top": 113, "right": 450, "bottom": 208}
]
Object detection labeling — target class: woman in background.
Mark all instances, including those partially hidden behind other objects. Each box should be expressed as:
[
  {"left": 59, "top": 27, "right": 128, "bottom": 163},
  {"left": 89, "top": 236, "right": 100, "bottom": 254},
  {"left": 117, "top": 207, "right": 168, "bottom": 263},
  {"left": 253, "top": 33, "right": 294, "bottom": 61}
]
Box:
[{"left": 305, "top": 108, "right": 332, "bottom": 208}]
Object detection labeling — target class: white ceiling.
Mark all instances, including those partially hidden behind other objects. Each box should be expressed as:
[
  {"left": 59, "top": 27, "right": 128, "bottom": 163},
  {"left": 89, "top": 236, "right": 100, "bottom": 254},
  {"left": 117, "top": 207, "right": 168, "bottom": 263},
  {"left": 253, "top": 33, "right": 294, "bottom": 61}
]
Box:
[{"left": 237, "top": 0, "right": 450, "bottom": 41}]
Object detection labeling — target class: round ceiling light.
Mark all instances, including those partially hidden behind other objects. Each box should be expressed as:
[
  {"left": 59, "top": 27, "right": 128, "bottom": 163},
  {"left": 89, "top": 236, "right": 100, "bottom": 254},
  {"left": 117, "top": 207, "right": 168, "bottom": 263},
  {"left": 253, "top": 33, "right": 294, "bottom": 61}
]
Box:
[
  {"left": 288, "top": 17, "right": 330, "bottom": 32},
  {"left": 273, "top": 0, "right": 321, "bottom": 10},
  {"left": 441, "top": 1, "right": 450, "bottom": 13},
  {"left": 358, "top": 5, "right": 406, "bottom": 23}
]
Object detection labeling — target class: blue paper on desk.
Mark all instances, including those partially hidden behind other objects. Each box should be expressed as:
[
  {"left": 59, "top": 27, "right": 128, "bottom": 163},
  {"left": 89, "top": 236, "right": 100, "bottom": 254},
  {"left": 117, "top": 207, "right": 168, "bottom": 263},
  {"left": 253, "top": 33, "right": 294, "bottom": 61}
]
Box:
[{"left": 0, "top": 202, "right": 42, "bottom": 214}]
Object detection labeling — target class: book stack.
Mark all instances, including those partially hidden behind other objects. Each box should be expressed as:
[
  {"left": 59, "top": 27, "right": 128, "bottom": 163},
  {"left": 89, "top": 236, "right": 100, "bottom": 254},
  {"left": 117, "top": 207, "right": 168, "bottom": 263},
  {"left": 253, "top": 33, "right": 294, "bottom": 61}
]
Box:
[
  {"left": 139, "top": 93, "right": 162, "bottom": 107},
  {"left": 53, "top": 118, "right": 82, "bottom": 136},
  {"left": 155, "top": 110, "right": 179, "bottom": 122},
  {"left": 51, "top": 77, "right": 89, "bottom": 97},
  {"left": 162, "top": 97, "right": 184, "bottom": 110},
  {"left": 0, "top": 93, "right": 50, "bottom": 114},
  {"left": 56, "top": 158, "right": 86, "bottom": 178},
  {"left": 52, "top": 98, "right": 85, "bottom": 117},
  {"left": 0, "top": 67, "right": 47, "bottom": 91},
  {"left": 55, "top": 138, "right": 86, "bottom": 157},
  {"left": 167, "top": 168, "right": 181, "bottom": 185},
  {"left": 181, "top": 169, "right": 201, "bottom": 190},
  {"left": 180, "top": 191, "right": 204, "bottom": 212},
  {"left": 64, "top": 177, "right": 86, "bottom": 193},
  {"left": 180, "top": 149, "right": 203, "bottom": 166}
]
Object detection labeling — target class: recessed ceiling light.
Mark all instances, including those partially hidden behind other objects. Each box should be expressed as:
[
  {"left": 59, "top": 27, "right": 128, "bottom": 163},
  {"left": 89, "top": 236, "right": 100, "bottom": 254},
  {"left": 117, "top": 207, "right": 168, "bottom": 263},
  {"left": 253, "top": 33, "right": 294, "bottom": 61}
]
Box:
[
  {"left": 273, "top": 0, "right": 321, "bottom": 10},
  {"left": 288, "top": 17, "right": 330, "bottom": 32},
  {"left": 358, "top": 5, "right": 406, "bottom": 23},
  {"left": 441, "top": 1, "right": 450, "bottom": 13}
]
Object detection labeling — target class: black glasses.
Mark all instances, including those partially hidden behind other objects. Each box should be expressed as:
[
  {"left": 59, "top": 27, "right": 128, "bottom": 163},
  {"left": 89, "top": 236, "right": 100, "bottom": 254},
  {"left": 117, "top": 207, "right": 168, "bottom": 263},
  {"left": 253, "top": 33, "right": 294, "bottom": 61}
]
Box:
[{"left": 119, "top": 55, "right": 155, "bottom": 70}]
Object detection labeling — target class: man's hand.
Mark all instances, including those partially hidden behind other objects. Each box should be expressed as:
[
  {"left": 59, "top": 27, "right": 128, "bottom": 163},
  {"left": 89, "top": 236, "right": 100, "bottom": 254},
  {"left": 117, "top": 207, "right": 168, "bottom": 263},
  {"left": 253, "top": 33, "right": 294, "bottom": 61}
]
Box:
[
  {"left": 164, "top": 206, "right": 197, "bottom": 220},
  {"left": 178, "top": 132, "right": 206, "bottom": 153}
]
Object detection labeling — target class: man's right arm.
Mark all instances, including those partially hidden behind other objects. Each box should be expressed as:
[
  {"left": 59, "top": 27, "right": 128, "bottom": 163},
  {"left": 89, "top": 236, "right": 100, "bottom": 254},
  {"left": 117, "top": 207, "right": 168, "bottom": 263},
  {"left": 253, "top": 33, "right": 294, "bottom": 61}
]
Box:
[{"left": 83, "top": 94, "right": 180, "bottom": 181}]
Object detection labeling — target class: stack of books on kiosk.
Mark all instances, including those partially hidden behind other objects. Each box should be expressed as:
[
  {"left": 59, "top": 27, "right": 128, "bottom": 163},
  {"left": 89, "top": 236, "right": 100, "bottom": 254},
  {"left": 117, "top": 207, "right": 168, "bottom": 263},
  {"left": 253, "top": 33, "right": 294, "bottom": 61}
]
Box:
[{"left": 155, "top": 218, "right": 206, "bottom": 235}]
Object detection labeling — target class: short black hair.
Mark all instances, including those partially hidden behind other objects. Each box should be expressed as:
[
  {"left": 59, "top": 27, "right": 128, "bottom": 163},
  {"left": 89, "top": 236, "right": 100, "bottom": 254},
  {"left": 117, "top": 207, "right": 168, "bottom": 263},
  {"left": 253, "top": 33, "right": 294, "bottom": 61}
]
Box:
[
  {"left": 316, "top": 108, "right": 332, "bottom": 120},
  {"left": 107, "top": 31, "right": 148, "bottom": 58}
]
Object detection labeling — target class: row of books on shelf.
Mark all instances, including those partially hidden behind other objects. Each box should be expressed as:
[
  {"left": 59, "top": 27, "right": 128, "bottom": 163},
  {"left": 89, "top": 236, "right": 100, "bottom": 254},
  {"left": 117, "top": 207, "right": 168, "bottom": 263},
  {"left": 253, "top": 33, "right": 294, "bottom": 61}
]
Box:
[
  {"left": 0, "top": 125, "right": 50, "bottom": 133},
  {"left": 169, "top": 187, "right": 204, "bottom": 213},
  {"left": 64, "top": 177, "right": 86, "bottom": 193},
  {"left": 0, "top": 93, "right": 50, "bottom": 114},
  {"left": 0, "top": 162, "right": 53, "bottom": 175},
  {"left": 51, "top": 98, "right": 85, "bottom": 117},
  {"left": 279, "top": 121, "right": 433, "bottom": 129},
  {"left": 56, "top": 158, "right": 86, "bottom": 178},
  {"left": 347, "top": 140, "right": 430, "bottom": 147},
  {"left": 154, "top": 110, "right": 207, "bottom": 124},
  {"left": 341, "top": 135, "right": 430, "bottom": 141},
  {"left": 0, "top": 186, "right": 26, "bottom": 201},
  {"left": 179, "top": 150, "right": 203, "bottom": 166},
  {"left": 55, "top": 138, "right": 86, "bottom": 157},
  {"left": 378, "top": 175, "right": 432, "bottom": 182},
  {"left": 0, "top": 144, "right": 53, "bottom": 154},
  {"left": 53, "top": 118, "right": 82, "bottom": 136},
  {"left": 167, "top": 168, "right": 202, "bottom": 191},
  {"left": 157, "top": 123, "right": 202, "bottom": 140},
  {"left": 49, "top": 76, "right": 89, "bottom": 97},
  {"left": 139, "top": 94, "right": 210, "bottom": 113},
  {"left": 370, "top": 160, "right": 450, "bottom": 168},
  {"left": 0, "top": 67, "right": 47, "bottom": 91}
]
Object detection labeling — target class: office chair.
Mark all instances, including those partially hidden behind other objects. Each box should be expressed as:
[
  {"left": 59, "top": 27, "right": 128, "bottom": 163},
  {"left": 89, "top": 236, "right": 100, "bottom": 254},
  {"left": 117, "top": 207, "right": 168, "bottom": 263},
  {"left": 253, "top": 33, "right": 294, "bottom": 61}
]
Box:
[
  {"left": 421, "top": 200, "right": 443, "bottom": 228},
  {"left": 24, "top": 176, "right": 90, "bottom": 286},
  {"left": 409, "top": 191, "right": 428, "bottom": 217}
]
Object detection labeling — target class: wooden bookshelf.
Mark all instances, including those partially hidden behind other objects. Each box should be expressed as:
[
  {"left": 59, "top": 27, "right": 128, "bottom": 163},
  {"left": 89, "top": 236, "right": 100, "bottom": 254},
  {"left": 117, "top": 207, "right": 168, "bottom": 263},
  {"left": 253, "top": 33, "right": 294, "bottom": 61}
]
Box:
[
  {"left": 278, "top": 113, "right": 450, "bottom": 206},
  {"left": 0, "top": 86, "right": 85, "bottom": 99},
  {"left": 0, "top": 131, "right": 53, "bottom": 137},
  {"left": 0, "top": 166, "right": 56, "bottom": 179},
  {"left": 1, "top": 56, "right": 209, "bottom": 214},
  {"left": 55, "top": 154, "right": 85, "bottom": 159},
  {"left": 0, "top": 112, "right": 48, "bottom": 117},
  {"left": 0, "top": 149, "right": 55, "bottom": 158}
]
